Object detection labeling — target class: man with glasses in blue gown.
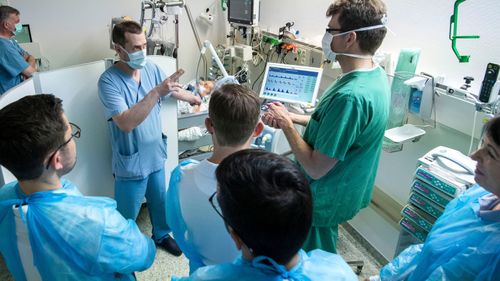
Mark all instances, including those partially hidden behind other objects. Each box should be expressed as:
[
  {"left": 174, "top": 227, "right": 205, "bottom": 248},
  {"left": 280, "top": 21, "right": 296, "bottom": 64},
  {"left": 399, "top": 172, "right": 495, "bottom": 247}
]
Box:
[
  {"left": 173, "top": 149, "right": 357, "bottom": 280},
  {"left": 0, "top": 94, "right": 155, "bottom": 280}
]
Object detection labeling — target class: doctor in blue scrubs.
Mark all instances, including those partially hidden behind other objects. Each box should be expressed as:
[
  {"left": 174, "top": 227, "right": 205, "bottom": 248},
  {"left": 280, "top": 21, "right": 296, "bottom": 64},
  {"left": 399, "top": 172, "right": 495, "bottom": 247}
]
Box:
[
  {"left": 0, "top": 5, "right": 36, "bottom": 94},
  {"left": 98, "top": 20, "right": 200, "bottom": 256}
]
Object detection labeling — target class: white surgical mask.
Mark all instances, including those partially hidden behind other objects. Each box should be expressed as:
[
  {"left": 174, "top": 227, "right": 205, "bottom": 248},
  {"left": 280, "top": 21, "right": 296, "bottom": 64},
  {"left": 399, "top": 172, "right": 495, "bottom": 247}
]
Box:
[{"left": 322, "top": 21, "right": 387, "bottom": 62}]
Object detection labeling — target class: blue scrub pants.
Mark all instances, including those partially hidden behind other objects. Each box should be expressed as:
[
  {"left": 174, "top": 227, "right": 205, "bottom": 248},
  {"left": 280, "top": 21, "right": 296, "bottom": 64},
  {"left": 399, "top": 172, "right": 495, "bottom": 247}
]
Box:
[{"left": 115, "top": 168, "right": 169, "bottom": 242}]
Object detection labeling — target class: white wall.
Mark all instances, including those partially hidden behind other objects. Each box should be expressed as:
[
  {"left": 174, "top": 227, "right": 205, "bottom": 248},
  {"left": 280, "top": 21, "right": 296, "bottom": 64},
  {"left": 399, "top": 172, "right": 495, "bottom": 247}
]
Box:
[
  {"left": 11, "top": 0, "right": 138, "bottom": 69},
  {"left": 10, "top": 0, "right": 226, "bottom": 82},
  {"left": 9, "top": 0, "right": 499, "bottom": 95},
  {"left": 260, "top": 0, "right": 500, "bottom": 94}
]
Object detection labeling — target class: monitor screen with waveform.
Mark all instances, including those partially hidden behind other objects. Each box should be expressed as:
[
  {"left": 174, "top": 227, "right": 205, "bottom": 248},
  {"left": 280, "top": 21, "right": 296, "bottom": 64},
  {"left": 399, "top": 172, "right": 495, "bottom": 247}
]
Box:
[{"left": 259, "top": 62, "right": 322, "bottom": 105}]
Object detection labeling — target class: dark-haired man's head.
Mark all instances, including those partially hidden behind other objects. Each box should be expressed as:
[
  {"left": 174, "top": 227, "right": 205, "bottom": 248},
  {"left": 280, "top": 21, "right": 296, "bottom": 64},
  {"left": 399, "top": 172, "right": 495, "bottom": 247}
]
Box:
[
  {"left": 215, "top": 149, "right": 312, "bottom": 264},
  {"left": 207, "top": 84, "right": 263, "bottom": 147},
  {"left": 0, "top": 94, "right": 77, "bottom": 181},
  {"left": 326, "top": 0, "right": 387, "bottom": 55},
  {"left": 112, "top": 20, "right": 146, "bottom": 63}
]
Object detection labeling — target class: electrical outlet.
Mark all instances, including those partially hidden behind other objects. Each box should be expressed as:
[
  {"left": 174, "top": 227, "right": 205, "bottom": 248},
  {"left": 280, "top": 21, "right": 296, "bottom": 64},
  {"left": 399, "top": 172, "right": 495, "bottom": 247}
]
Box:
[
  {"left": 298, "top": 48, "right": 309, "bottom": 66},
  {"left": 309, "top": 49, "right": 323, "bottom": 67}
]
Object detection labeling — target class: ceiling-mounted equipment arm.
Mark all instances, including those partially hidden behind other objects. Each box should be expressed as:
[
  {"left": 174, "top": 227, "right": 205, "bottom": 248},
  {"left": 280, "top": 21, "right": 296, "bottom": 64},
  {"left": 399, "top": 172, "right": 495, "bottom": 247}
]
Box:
[
  {"left": 140, "top": 1, "right": 156, "bottom": 38},
  {"left": 449, "top": 0, "right": 480, "bottom": 63}
]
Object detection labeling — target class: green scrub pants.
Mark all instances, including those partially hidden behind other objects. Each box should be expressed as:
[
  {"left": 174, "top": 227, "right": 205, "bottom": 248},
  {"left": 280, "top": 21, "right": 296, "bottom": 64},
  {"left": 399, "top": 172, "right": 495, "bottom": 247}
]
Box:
[{"left": 302, "top": 224, "right": 339, "bottom": 254}]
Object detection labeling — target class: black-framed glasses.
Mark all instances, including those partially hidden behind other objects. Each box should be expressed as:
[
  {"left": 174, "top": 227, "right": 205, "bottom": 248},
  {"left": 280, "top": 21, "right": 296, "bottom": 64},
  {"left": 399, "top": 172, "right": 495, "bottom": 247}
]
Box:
[
  {"left": 209, "top": 191, "right": 225, "bottom": 221},
  {"left": 208, "top": 191, "right": 255, "bottom": 254},
  {"left": 45, "top": 122, "right": 81, "bottom": 169},
  {"left": 326, "top": 27, "right": 344, "bottom": 34}
]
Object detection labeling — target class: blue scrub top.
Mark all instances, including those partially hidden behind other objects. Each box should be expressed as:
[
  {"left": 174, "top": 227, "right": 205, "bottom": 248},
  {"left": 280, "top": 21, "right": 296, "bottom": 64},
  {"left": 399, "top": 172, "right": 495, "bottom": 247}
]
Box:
[
  {"left": 98, "top": 61, "right": 167, "bottom": 179},
  {"left": 0, "top": 38, "right": 29, "bottom": 94}
]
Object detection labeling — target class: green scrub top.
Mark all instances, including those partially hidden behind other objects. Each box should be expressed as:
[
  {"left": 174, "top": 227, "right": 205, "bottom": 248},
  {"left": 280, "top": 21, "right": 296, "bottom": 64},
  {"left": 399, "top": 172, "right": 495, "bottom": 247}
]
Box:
[{"left": 302, "top": 66, "right": 390, "bottom": 227}]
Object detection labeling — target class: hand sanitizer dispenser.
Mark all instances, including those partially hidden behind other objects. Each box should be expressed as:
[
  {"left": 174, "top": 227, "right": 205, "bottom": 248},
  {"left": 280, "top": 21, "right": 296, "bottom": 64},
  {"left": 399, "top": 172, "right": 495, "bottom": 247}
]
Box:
[{"left": 404, "top": 76, "right": 433, "bottom": 120}]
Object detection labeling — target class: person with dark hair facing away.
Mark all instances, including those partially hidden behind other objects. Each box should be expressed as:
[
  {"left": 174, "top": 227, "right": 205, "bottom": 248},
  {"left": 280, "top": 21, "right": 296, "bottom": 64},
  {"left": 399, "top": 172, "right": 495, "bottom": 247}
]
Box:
[
  {"left": 98, "top": 20, "right": 201, "bottom": 256},
  {"left": 373, "top": 116, "right": 500, "bottom": 281},
  {"left": 0, "top": 94, "right": 155, "bottom": 280},
  {"left": 173, "top": 149, "right": 357, "bottom": 280},
  {"left": 262, "top": 0, "right": 390, "bottom": 254},
  {"left": 0, "top": 5, "right": 36, "bottom": 94},
  {"left": 166, "top": 84, "right": 264, "bottom": 272}
]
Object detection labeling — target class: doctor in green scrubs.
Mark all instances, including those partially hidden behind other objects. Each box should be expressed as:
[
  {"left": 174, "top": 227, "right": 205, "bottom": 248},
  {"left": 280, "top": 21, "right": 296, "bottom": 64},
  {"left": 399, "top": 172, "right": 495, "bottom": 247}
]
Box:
[{"left": 262, "top": 0, "right": 390, "bottom": 253}]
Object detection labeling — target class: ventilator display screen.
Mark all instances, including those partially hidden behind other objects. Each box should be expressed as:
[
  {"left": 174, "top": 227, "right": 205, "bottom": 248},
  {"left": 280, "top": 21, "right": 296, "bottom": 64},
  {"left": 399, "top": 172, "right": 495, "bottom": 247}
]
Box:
[
  {"left": 228, "top": 0, "right": 254, "bottom": 25},
  {"left": 259, "top": 63, "right": 323, "bottom": 105}
]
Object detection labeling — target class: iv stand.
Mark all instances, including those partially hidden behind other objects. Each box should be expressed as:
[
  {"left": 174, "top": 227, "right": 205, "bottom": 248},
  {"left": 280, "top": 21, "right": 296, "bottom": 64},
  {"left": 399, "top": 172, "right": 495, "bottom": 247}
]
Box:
[{"left": 141, "top": 0, "right": 207, "bottom": 74}]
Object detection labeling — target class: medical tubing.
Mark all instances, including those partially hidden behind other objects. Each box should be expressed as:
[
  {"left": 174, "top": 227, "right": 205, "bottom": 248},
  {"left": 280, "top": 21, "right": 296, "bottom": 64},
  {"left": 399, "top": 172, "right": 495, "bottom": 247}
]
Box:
[{"left": 468, "top": 109, "right": 478, "bottom": 155}]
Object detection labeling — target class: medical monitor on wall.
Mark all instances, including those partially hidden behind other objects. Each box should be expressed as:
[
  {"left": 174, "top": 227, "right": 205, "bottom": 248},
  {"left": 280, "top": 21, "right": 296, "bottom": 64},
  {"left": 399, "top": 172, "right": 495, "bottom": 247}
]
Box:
[
  {"left": 228, "top": 0, "right": 260, "bottom": 26},
  {"left": 14, "top": 24, "right": 32, "bottom": 43},
  {"left": 259, "top": 63, "right": 322, "bottom": 106}
]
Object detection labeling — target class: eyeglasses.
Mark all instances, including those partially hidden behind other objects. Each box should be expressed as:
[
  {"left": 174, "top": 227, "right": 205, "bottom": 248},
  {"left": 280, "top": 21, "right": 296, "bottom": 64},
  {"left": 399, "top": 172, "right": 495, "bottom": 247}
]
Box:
[
  {"left": 209, "top": 191, "right": 225, "bottom": 221},
  {"left": 209, "top": 191, "right": 255, "bottom": 254},
  {"left": 45, "top": 122, "right": 81, "bottom": 169},
  {"left": 326, "top": 27, "right": 344, "bottom": 34}
]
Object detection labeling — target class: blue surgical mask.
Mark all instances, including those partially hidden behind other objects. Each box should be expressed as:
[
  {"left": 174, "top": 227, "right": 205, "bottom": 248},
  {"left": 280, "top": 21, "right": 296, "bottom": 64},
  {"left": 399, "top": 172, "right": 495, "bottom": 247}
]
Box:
[
  {"left": 14, "top": 23, "right": 22, "bottom": 35},
  {"left": 127, "top": 49, "right": 147, "bottom": 69},
  {"left": 322, "top": 22, "right": 387, "bottom": 62},
  {"left": 119, "top": 45, "right": 147, "bottom": 69}
]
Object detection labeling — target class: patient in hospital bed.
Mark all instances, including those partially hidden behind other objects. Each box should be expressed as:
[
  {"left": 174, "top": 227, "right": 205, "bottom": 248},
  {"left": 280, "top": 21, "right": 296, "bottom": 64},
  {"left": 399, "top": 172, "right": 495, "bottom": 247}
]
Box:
[{"left": 177, "top": 80, "right": 214, "bottom": 115}]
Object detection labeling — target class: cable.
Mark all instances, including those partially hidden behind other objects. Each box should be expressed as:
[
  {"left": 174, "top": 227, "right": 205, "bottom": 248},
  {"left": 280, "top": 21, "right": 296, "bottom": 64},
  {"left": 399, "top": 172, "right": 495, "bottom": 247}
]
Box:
[
  {"left": 252, "top": 51, "right": 273, "bottom": 90},
  {"left": 468, "top": 109, "right": 478, "bottom": 155},
  {"left": 195, "top": 52, "right": 203, "bottom": 80}
]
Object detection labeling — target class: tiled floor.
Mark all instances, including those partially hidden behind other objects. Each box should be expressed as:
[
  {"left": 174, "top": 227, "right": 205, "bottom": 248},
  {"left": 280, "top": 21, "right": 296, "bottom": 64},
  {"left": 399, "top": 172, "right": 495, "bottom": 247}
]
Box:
[{"left": 0, "top": 207, "right": 384, "bottom": 280}]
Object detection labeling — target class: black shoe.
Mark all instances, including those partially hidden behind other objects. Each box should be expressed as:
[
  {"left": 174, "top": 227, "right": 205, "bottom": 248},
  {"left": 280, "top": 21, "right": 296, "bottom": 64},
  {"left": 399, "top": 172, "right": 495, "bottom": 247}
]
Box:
[{"left": 155, "top": 235, "right": 182, "bottom": 257}]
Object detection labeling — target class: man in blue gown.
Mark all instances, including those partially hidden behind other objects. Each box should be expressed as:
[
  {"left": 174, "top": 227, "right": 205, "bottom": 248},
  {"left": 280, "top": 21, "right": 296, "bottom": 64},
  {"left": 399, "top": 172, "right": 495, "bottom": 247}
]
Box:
[
  {"left": 0, "top": 94, "right": 155, "bottom": 280},
  {"left": 173, "top": 149, "right": 358, "bottom": 281}
]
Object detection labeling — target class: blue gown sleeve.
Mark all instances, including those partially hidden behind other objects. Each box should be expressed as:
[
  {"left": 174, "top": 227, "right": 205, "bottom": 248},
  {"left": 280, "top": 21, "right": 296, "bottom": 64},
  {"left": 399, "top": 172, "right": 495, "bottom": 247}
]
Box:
[
  {"left": 92, "top": 207, "right": 156, "bottom": 274},
  {"left": 379, "top": 244, "right": 423, "bottom": 280},
  {"left": 380, "top": 185, "right": 499, "bottom": 281},
  {"left": 166, "top": 159, "right": 205, "bottom": 273}
]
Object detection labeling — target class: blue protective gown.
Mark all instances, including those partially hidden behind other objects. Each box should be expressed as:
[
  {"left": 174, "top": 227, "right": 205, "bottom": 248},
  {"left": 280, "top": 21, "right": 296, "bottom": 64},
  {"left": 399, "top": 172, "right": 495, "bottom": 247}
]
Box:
[
  {"left": 380, "top": 184, "right": 500, "bottom": 280},
  {"left": 0, "top": 179, "right": 156, "bottom": 281},
  {"left": 172, "top": 249, "right": 358, "bottom": 281},
  {"left": 167, "top": 159, "right": 208, "bottom": 272},
  {"left": 167, "top": 159, "right": 239, "bottom": 273}
]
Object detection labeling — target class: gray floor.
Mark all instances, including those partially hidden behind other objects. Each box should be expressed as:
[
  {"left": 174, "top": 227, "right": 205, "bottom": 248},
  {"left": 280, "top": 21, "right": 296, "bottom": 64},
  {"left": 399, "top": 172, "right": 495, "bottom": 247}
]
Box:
[{"left": 0, "top": 207, "right": 383, "bottom": 280}]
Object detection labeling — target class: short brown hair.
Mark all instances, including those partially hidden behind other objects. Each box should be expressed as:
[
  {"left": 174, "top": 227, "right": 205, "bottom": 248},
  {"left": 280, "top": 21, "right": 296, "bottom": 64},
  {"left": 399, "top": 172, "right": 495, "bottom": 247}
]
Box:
[
  {"left": 208, "top": 84, "right": 261, "bottom": 146},
  {"left": 0, "top": 5, "right": 19, "bottom": 24},
  {"left": 327, "top": 0, "right": 387, "bottom": 54},
  {"left": 112, "top": 20, "right": 143, "bottom": 47}
]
